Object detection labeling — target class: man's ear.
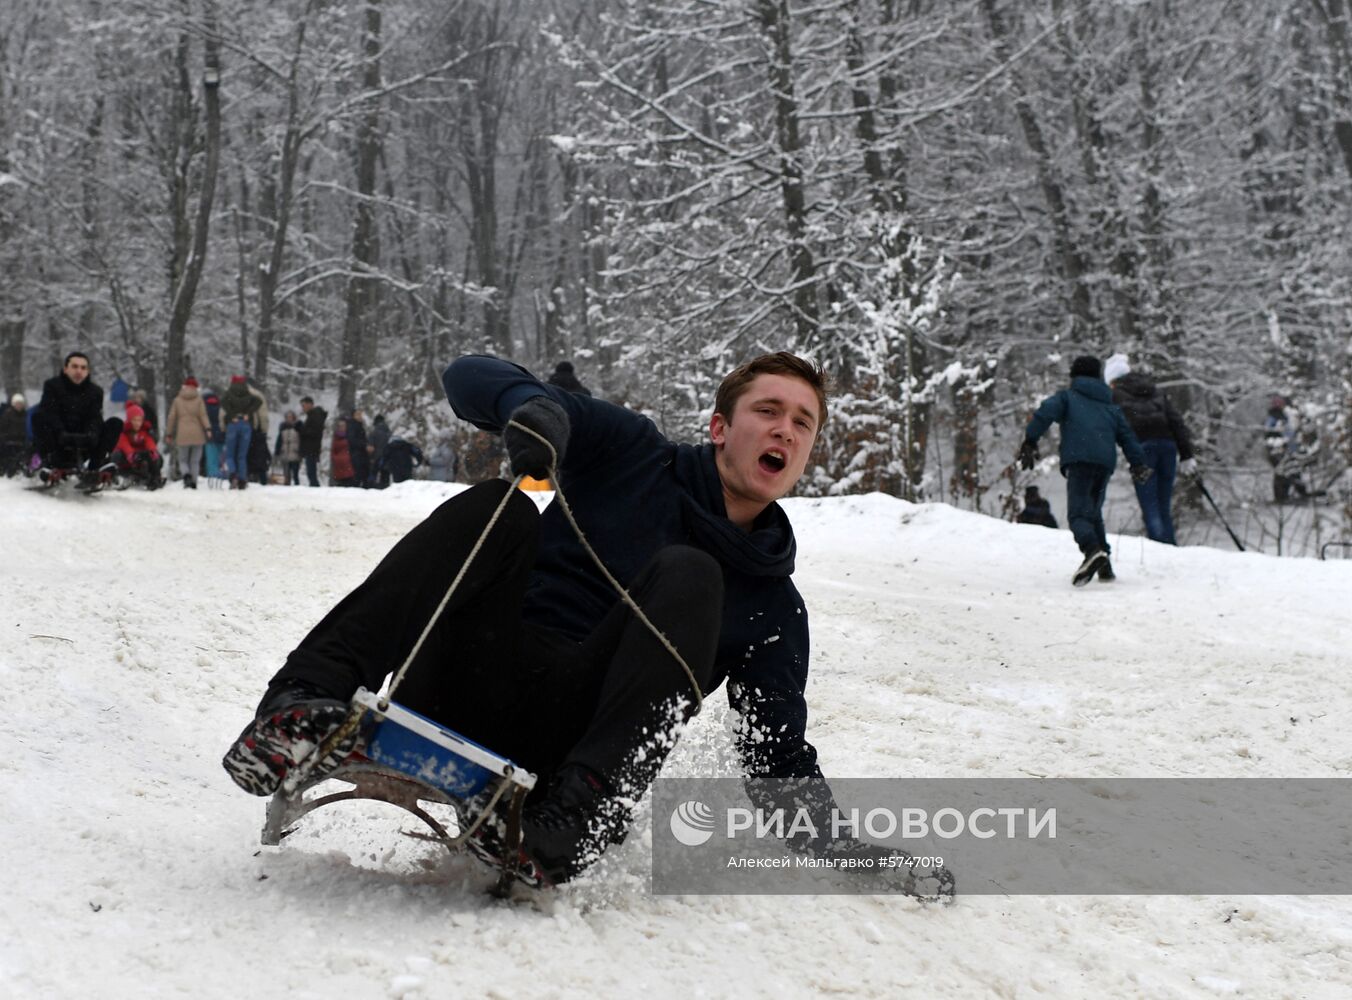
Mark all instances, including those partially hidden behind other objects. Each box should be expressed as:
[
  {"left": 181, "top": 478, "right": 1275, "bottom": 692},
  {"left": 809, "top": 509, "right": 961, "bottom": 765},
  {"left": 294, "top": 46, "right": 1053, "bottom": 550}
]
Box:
[{"left": 709, "top": 411, "right": 728, "bottom": 447}]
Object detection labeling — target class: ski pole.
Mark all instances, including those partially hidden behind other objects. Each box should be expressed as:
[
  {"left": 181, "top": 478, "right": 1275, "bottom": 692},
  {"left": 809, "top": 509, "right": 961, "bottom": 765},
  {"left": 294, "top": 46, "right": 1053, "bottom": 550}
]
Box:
[{"left": 1194, "top": 478, "right": 1245, "bottom": 552}]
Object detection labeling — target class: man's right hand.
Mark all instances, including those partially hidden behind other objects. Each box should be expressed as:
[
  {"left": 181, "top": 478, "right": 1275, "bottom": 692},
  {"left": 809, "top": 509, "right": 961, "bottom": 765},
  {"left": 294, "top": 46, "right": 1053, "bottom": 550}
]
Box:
[
  {"left": 1017, "top": 440, "right": 1038, "bottom": 471},
  {"left": 1131, "top": 464, "right": 1153, "bottom": 484},
  {"left": 504, "top": 396, "right": 570, "bottom": 479},
  {"left": 820, "top": 839, "right": 956, "bottom": 902}
]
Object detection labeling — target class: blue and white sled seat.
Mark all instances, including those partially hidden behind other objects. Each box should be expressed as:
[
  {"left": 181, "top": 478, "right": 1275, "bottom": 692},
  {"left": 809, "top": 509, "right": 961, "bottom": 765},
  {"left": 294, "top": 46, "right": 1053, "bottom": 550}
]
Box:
[
  {"left": 351, "top": 688, "right": 536, "bottom": 800},
  {"left": 262, "top": 687, "right": 537, "bottom": 873}
]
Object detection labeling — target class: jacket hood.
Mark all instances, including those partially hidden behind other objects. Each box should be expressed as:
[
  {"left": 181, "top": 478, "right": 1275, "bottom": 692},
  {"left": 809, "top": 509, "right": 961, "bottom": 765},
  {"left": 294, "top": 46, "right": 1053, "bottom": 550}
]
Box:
[
  {"left": 176, "top": 385, "right": 201, "bottom": 401},
  {"left": 672, "top": 443, "right": 796, "bottom": 577},
  {"left": 1113, "top": 371, "right": 1158, "bottom": 399},
  {"left": 1070, "top": 375, "right": 1112, "bottom": 403}
]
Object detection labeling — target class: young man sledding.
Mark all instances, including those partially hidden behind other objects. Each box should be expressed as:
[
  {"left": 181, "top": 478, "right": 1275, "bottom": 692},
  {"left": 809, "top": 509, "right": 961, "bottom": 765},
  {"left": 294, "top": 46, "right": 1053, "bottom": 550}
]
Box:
[{"left": 223, "top": 352, "right": 896, "bottom": 889}]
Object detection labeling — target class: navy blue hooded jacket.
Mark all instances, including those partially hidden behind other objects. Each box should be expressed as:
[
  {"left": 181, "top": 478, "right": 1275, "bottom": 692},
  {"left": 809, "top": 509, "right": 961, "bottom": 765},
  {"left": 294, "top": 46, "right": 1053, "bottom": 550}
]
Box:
[
  {"left": 1025, "top": 376, "right": 1147, "bottom": 472},
  {"left": 443, "top": 355, "right": 822, "bottom": 783}
]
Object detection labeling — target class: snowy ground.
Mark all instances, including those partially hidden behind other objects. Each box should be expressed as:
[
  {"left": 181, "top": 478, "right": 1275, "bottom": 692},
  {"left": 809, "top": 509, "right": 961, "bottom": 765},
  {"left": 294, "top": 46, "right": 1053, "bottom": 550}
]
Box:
[{"left": 3, "top": 476, "right": 1351, "bottom": 999}]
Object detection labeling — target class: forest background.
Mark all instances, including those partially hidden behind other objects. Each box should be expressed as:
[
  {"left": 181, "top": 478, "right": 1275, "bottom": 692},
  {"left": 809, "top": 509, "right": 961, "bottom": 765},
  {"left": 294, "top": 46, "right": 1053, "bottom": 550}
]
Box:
[{"left": 2, "top": 0, "right": 1349, "bottom": 554}]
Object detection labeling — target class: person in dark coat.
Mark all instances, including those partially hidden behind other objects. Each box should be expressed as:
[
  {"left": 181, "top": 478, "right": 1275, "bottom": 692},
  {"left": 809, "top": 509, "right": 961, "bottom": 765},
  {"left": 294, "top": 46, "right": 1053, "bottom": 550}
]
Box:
[
  {"left": 0, "top": 393, "right": 30, "bottom": 475},
  {"left": 1016, "top": 485, "right": 1058, "bottom": 529},
  {"left": 32, "top": 352, "right": 121, "bottom": 474},
  {"left": 378, "top": 437, "right": 425, "bottom": 485},
  {"left": 222, "top": 352, "right": 946, "bottom": 895},
  {"left": 1020, "top": 355, "right": 1150, "bottom": 586},
  {"left": 546, "top": 360, "right": 591, "bottom": 396},
  {"left": 298, "top": 396, "right": 327, "bottom": 487},
  {"left": 366, "top": 414, "right": 391, "bottom": 486},
  {"left": 1104, "top": 354, "right": 1196, "bottom": 545},
  {"left": 203, "top": 389, "right": 225, "bottom": 481}
]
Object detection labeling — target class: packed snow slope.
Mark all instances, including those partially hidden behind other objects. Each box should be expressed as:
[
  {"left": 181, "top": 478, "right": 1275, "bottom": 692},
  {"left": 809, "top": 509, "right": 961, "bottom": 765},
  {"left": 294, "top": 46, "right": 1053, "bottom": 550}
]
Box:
[{"left": 3, "top": 477, "right": 1350, "bottom": 1000}]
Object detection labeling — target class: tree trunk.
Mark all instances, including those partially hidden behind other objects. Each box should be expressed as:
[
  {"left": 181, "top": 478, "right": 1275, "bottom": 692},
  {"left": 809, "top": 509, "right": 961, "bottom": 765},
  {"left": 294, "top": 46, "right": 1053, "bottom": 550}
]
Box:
[
  {"left": 981, "top": 0, "right": 1095, "bottom": 337},
  {"left": 755, "top": 0, "right": 818, "bottom": 338},
  {"left": 338, "top": 0, "right": 384, "bottom": 414},
  {"left": 0, "top": 320, "right": 26, "bottom": 400},
  {"left": 165, "top": 4, "right": 222, "bottom": 394},
  {"left": 950, "top": 374, "right": 981, "bottom": 503},
  {"left": 80, "top": 96, "right": 106, "bottom": 343},
  {"left": 255, "top": 2, "right": 316, "bottom": 385},
  {"left": 0, "top": 59, "right": 26, "bottom": 398}
]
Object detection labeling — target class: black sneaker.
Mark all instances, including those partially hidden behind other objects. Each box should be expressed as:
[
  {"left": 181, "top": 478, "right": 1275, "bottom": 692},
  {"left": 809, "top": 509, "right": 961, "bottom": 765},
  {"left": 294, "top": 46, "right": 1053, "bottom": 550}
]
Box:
[
  {"left": 461, "top": 765, "right": 628, "bottom": 888},
  {"left": 520, "top": 766, "right": 630, "bottom": 885},
  {"left": 1072, "top": 549, "right": 1108, "bottom": 587},
  {"left": 1097, "top": 558, "right": 1115, "bottom": 582},
  {"left": 221, "top": 683, "right": 359, "bottom": 796}
]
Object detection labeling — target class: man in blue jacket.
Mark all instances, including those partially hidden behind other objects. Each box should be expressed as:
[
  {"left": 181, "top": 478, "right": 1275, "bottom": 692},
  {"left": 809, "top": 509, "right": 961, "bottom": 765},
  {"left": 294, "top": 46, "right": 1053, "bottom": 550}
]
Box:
[
  {"left": 1019, "top": 355, "right": 1151, "bottom": 586},
  {"left": 224, "top": 352, "right": 846, "bottom": 886}
]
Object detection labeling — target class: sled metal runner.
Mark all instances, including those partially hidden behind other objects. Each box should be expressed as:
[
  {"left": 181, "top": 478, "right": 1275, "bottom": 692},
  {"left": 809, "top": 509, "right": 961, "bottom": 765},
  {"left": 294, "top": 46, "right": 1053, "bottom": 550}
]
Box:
[
  {"left": 25, "top": 465, "right": 122, "bottom": 493},
  {"left": 262, "top": 687, "right": 540, "bottom": 894}
]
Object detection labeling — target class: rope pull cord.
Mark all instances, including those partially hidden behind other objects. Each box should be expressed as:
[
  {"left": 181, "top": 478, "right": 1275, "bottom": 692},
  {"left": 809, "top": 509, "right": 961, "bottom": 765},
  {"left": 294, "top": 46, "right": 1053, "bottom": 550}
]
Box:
[{"left": 383, "top": 416, "right": 704, "bottom": 711}]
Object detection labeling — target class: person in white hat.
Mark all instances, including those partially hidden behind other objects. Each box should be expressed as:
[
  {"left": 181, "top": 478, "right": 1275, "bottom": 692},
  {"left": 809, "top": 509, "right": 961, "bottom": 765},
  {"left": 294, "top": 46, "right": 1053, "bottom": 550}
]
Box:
[{"left": 0, "top": 392, "right": 30, "bottom": 474}]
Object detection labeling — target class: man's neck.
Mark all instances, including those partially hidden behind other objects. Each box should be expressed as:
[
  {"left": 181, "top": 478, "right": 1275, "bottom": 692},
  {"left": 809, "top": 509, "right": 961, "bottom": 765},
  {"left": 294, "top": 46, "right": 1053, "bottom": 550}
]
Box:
[{"left": 721, "top": 488, "right": 766, "bottom": 532}]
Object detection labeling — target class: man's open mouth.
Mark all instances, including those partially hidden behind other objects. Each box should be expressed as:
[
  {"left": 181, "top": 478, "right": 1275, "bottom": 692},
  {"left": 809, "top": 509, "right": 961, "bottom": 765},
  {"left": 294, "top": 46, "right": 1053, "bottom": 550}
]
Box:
[{"left": 759, "top": 450, "right": 787, "bottom": 473}]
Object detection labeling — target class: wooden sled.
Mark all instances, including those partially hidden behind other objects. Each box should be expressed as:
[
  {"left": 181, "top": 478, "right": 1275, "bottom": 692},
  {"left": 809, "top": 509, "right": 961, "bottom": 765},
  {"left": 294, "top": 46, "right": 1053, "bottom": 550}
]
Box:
[{"left": 262, "top": 687, "right": 540, "bottom": 892}]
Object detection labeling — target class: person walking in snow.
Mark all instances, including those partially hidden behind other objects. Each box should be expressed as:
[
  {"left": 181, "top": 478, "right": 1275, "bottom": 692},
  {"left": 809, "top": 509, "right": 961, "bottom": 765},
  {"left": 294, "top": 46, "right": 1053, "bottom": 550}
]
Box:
[
  {"left": 298, "top": 396, "right": 326, "bottom": 487},
  {"left": 203, "top": 388, "right": 225, "bottom": 482},
  {"left": 1103, "top": 354, "right": 1197, "bottom": 545},
  {"left": 1262, "top": 395, "right": 1316, "bottom": 503},
  {"left": 164, "top": 376, "right": 211, "bottom": 489},
  {"left": 347, "top": 408, "right": 370, "bottom": 486},
  {"left": 223, "top": 352, "right": 947, "bottom": 895},
  {"left": 377, "top": 436, "right": 425, "bottom": 484},
  {"left": 245, "top": 381, "right": 272, "bottom": 486},
  {"left": 366, "top": 414, "right": 391, "bottom": 487},
  {"left": 274, "top": 411, "right": 302, "bottom": 485},
  {"left": 0, "top": 393, "right": 30, "bottom": 476},
  {"left": 1019, "top": 355, "right": 1151, "bottom": 586},
  {"left": 329, "top": 417, "right": 358, "bottom": 486},
  {"left": 221, "top": 375, "right": 259, "bottom": 489}
]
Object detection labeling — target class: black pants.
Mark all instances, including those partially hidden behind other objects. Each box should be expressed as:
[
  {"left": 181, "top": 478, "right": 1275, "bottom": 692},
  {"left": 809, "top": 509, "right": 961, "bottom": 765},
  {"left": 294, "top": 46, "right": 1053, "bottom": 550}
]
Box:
[
  {"left": 270, "top": 480, "right": 723, "bottom": 795},
  {"left": 114, "top": 449, "right": 163, "bottom": 481},
  {"left": 33, "top": 415, "right": 122, "bottom": 470}
]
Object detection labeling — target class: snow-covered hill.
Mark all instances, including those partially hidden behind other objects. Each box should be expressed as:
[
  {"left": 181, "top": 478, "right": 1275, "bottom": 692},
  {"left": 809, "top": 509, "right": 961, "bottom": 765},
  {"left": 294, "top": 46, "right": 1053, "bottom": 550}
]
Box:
[{"left": 3, "top": 478, "right": 1350, "bottom": 999}]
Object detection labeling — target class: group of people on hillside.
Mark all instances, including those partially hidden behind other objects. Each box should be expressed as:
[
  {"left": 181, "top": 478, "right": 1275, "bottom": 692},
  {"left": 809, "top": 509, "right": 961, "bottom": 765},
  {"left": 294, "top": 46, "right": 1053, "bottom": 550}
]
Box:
[
  {"left": 1, "top": 353, "right": 443, "bottom": 491},
  {"left": 1017, "top": 352, "right": 1200, "bottom": 585}
]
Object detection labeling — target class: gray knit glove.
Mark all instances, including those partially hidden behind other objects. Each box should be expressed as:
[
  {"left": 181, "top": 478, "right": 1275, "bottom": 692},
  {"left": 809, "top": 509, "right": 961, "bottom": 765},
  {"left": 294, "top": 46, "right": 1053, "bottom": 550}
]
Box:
[{"left": 504, "top": 396, "right": 569, "bottom": 479}]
